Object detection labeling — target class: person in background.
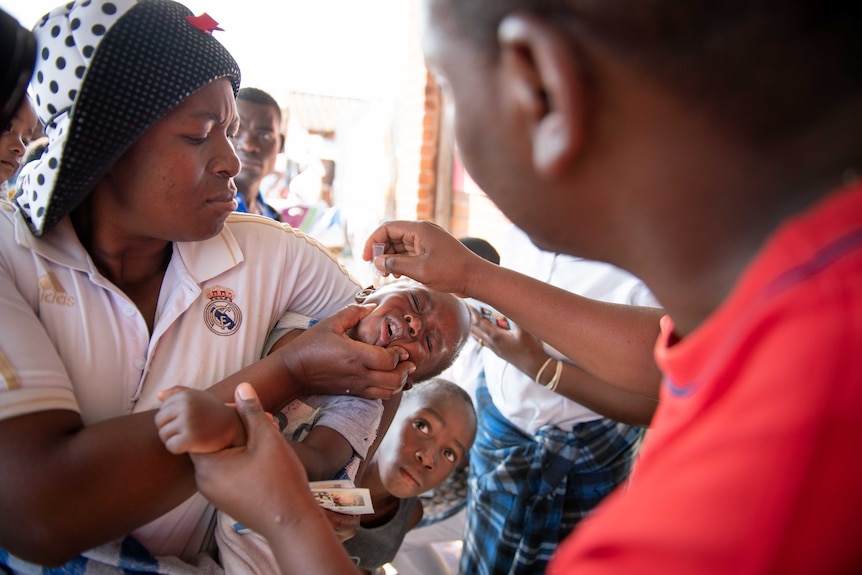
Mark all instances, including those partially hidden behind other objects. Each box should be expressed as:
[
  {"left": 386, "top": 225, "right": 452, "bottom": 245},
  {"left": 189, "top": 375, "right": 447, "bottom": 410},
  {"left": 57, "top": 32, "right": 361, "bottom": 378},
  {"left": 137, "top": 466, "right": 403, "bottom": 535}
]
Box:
[
  {"left": 1, "top": 95, "right": 37, "bottom": 199},
  {"left": 161, "top": 0, "right": 862, "bottom": 573},
  {"left": 343, "top": 378, "right": 477, "bottom": 574},
  {"left": 457, "top": 237, "right": 500, "bottom": 267},
  {"left": 22, "top": 135, "right": 48, "bottom": 166},
  {"left": 0, "top": 1, "right": 411, "bottom": 572},
  {"left": 6, "top": 135, "right": 48, "bottom": 201},
  {"left": 0, "top": 7, "right": 35, "bottom": 134},
  {"left": 461, "top": 225, "right": 660, "bottom": 575},
  {"left": 439, "top": 236, "right": 500, "bottom": 402},
  {"left": 234, "top": 87, "right": 284, "bottom": 220}
]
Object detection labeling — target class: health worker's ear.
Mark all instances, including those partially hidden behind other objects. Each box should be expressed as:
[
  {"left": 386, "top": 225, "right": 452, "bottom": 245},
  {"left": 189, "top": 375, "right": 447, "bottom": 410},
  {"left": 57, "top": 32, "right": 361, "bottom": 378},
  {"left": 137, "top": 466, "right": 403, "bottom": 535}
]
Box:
[
  {"left": 498, "top": 13, "right": 586, "bottom": 178},
  {"left": 354, "top": 285, "right": 377, "bottom": 303}
]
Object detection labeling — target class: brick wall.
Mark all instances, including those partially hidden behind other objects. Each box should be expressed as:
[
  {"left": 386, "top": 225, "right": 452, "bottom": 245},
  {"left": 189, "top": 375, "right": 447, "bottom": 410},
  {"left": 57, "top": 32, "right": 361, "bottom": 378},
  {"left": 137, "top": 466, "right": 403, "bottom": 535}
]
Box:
[
  {"left": 392, "top": 3, "right": 512, "bottom": 251},
  {"left": 392, "top": 3, "right": 439, "bottom": 223}
]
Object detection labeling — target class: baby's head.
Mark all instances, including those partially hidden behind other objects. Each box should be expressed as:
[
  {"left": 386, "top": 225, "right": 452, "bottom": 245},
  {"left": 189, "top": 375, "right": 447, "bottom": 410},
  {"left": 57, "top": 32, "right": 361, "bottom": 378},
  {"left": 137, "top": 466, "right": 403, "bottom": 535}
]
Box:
[
  {"left": 351, "top": 280, "right": 470, "bottom": 383},
  {"left": 373, "top": 377, "right": 476, "bottom": 499}
]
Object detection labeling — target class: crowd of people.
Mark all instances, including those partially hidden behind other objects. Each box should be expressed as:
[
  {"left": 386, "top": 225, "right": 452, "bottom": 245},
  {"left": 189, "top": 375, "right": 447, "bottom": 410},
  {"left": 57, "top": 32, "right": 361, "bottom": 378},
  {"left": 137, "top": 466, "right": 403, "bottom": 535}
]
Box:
[{"left": 1, "top": 0, "right": 860, "bottom": 574}]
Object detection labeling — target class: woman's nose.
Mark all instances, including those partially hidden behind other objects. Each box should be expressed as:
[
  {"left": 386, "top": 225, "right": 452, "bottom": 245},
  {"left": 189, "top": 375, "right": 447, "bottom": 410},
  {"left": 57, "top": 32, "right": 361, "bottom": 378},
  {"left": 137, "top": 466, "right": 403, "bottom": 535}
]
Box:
[{"left": 215, "top": 137, "right": 241, "bottom": 178}]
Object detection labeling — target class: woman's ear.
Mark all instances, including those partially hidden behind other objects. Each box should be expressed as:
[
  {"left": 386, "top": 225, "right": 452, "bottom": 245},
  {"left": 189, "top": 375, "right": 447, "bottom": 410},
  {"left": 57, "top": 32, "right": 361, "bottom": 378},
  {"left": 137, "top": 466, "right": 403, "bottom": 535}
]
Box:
[
  {"left": 355, "top": 285, "right": 376, "bottom": 303},
  {"left": 498, "top": 13, "right": 586, "bottom": 178}
]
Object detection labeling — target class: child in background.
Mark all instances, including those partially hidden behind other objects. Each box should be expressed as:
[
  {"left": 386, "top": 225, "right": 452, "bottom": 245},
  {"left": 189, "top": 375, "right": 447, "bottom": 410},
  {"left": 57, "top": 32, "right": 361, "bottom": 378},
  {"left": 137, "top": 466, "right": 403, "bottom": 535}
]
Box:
[
  {"left": 155, "top": 280, "right": 470, "bottom": 573},
  {"left": 1, "top": 95, "right": 37, "bottom": 199},
  {"left": 344, "top": 377, "right": 477, "bottom": 574}
]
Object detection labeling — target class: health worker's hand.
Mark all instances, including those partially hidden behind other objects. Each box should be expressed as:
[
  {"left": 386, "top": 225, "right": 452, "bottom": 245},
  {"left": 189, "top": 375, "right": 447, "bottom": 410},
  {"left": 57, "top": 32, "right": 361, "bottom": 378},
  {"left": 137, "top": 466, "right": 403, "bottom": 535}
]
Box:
[{"left": 362, "top": 220, "right": 491, "bottom": 297}]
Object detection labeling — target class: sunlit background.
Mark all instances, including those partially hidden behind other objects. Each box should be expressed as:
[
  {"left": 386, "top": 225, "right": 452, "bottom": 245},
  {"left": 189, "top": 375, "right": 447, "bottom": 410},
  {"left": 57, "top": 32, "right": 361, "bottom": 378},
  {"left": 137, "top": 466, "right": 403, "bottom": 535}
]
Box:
[
  {"left": 1, "top": 0, "right": 511, "bottom": 285},
  {"left": 1, "top": 0, "right": 410, "bottom": 102},
  {"left": 0, "top": 5, "right": 510, "bottom": 571}
]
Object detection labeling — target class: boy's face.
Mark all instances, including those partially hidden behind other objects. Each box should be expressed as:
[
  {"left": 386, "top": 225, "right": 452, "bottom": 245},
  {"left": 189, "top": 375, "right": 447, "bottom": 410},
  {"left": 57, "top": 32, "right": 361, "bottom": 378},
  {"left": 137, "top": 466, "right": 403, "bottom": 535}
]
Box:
[
  {"left": 0, "top": 98, "right": 37, "bottom": 182},
  {"left": 233, "top": 99, "right": 282, "bottom": 195},
  {"left": 375, "top": 389, "right": 476, "bottom": 499},
  {"left": 353, "top": 284, "right": 470, "bottom": 381}
]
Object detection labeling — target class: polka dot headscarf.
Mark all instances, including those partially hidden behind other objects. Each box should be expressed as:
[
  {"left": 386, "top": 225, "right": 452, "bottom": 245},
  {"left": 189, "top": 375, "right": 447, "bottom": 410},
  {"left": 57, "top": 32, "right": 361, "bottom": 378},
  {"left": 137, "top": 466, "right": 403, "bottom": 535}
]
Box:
[{"left": 15, "top": 0, "right": 241, "bottom": 236}]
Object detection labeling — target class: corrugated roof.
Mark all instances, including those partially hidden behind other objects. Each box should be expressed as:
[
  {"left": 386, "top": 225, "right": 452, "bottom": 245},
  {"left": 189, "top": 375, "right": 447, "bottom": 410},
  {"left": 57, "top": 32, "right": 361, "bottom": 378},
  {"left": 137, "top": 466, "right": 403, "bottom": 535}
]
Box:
[{"left": 284, "top": 91, "right": 365, "bottom": 135}]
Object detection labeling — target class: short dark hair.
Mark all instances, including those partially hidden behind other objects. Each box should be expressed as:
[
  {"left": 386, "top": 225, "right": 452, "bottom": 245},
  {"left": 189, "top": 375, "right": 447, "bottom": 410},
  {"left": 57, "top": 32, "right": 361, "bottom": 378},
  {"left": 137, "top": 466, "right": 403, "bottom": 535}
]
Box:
[
  {"left": 409, "top": 377, "right": 476, "bottom": 422},
  {"left": 237, "top": 87, "right": 283, "bottom": 124},
  {"left": 442, "top": 0, "right": 862, "bottom": 144},
  {"left": 412, "top": 324, "right": 468, "bottom": 384},
  {"left": 459, "top": 237, "right": 501, "bottom": 265}
]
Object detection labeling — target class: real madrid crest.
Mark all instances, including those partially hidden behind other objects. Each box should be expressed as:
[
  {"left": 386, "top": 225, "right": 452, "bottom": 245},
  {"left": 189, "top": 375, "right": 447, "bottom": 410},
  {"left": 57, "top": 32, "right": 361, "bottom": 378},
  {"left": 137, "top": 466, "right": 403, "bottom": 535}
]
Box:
[{"left": 203, "top": 285, "right": 242, "bottom": 336}]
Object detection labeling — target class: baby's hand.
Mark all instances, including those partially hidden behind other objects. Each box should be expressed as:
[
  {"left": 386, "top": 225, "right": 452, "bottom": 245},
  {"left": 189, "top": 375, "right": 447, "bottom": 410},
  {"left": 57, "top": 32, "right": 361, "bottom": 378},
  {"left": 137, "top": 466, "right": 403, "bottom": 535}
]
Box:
[{"left": 155, "top": 386, "right": 245, "bottom": 454}]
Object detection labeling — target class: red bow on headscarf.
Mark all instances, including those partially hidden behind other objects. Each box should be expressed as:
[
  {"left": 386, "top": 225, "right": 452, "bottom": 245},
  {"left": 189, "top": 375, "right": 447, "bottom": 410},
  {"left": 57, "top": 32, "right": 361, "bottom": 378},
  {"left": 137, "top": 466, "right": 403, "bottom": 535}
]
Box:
[{"left": 185, "top": 13, "right": 224, "bottom": 34}]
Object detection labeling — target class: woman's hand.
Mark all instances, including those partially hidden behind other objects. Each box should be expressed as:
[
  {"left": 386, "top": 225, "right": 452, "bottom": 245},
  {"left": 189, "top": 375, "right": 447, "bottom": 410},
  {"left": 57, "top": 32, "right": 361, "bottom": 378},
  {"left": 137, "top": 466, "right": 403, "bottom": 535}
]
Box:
[
  {"left": 191, "top": 384, "right": 311, "bottom": 538},
  {"left": 276, "top": 303, "right": 416, "bottom": 400},
  {"left": 362, "top": 220, "right": 492, "bottom": 297},
  {"left": 191, "top": 383, "right": 361, "bottom": 574}
]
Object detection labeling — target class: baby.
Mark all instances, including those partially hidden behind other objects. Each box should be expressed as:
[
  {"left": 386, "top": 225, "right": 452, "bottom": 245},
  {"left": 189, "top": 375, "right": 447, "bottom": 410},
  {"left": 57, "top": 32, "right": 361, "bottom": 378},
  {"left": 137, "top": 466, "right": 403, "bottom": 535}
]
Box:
[{"left": 155, "top": 280, "right": 470, "bottom": 572}]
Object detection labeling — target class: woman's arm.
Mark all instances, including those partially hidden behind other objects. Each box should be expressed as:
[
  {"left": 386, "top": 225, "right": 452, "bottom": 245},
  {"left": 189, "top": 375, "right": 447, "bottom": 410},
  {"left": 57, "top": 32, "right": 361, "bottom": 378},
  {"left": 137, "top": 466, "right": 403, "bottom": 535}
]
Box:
[
  {"left": 0, "top": 305, "right": 412, "bottom": 565},
  {"left": 471, "top": 316, "right": 657, "bottom": 425},
  {"left": 192, "top": 384, "right": 361, "bottom": 575}
]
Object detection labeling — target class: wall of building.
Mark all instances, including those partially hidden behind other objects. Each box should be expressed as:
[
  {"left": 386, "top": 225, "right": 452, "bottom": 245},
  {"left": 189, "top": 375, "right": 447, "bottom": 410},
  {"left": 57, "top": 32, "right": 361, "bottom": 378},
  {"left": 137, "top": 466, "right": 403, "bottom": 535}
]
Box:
[{"left": 390, "top": 2, "right": 512, "bottom": 252}]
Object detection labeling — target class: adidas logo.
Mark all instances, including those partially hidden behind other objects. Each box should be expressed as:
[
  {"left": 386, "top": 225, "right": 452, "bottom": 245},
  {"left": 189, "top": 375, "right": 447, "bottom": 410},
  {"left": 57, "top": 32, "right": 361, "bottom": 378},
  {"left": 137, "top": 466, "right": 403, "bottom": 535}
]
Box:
[{"left": 38, "top": 273, "right": 76, "bottom": 307}]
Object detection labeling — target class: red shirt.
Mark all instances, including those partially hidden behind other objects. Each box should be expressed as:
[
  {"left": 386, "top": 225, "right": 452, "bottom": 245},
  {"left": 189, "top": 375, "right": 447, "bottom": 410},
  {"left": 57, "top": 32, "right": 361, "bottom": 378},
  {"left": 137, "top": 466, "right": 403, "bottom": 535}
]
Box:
[{"left": 550, "top": 181, "right": 862, "bottom": 574}]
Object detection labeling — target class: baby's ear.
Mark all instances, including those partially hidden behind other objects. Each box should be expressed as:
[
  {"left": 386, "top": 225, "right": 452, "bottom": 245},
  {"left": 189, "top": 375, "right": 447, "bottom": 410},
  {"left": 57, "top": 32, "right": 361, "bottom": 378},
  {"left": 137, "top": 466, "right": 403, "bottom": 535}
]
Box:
[{"left": 354, "top": 285, "right": 376, "bottom": 303}]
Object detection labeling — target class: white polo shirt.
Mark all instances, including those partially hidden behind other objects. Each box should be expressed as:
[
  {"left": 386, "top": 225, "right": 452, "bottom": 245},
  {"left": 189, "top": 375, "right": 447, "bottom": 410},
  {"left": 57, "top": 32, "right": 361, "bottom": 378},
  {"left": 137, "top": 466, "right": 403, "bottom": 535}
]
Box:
[
  {"left": 482, "top": 226, "right": 661, "bottom": 435},
  {"left": 0, "top": 201, "right": 360, "bottom": 558}
]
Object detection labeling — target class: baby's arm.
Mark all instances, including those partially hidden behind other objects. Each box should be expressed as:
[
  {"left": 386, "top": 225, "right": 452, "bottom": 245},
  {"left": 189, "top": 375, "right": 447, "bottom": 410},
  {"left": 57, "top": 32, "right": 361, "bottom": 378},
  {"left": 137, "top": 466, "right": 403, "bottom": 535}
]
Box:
[
  {"left": 290, "top": 426, "right": 356, "bottom": 482},
  {"left": 265, "top": 315, "right": 357, "bottom": 479},
  {"left": 155, "top": 387, "right": 245, "bottom": 454}
]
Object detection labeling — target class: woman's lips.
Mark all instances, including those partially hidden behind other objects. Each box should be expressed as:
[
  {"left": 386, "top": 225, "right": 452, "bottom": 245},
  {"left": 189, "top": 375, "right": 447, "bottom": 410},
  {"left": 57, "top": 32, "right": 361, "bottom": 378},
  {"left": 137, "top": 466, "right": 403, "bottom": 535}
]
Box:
[{"left": 207, "top": 193, "right": 238, "bottom": 213}]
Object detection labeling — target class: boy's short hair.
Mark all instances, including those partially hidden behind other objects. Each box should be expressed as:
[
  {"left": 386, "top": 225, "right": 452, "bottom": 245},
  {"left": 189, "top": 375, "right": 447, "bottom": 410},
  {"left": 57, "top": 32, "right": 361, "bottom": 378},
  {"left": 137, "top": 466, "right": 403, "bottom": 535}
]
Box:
[
  {"left": 409, "top": 377, "right": 476, "bottom": 422},
  {"left": 442, "top": 0, "right": 862, "bottom": 144},
  {"left": 237, "top": 87, "right": 285, "bottom": 125},
  {"left": 459, "top": 236, "right": 501, "bottom": 265}
]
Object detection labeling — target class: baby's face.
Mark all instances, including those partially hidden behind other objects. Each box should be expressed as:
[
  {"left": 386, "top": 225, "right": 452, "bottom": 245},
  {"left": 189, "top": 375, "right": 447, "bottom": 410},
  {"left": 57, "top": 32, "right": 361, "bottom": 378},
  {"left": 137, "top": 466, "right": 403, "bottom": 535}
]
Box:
[
  {"left": 374, "top": 390, "right": 476, "bottom": 499},
  {"left": 352, "top": 284, "right": 470, "bottom": 381}
]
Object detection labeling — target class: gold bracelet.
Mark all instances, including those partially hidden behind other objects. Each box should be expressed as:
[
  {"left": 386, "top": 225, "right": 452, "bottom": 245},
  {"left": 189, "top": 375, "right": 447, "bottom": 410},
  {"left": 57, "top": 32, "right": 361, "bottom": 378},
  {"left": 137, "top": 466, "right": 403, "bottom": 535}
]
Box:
[
  {"left": 534, "top": 356, "right": 554, "bottom": 385},
  {"left": 545, "top": 360, "right": 564, "bottom": 392}
]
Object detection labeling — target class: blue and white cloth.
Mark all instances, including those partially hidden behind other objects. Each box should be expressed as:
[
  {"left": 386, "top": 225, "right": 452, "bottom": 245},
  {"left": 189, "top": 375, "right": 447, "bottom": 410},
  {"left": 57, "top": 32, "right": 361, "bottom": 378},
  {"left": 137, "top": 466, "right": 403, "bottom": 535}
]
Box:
[
  {"left": 0, "top": 536, "right": 222, "bottom": 574},
  {"left": 459, "top": 382, "right": 644, "bottom": 575}
]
